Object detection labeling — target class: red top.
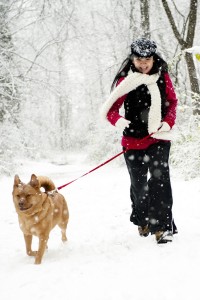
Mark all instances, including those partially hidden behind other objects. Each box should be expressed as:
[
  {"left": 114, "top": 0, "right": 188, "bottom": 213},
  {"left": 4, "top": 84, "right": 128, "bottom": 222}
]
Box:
[{"left": 106, "top": 73, "right": 178, "bottom": 150}]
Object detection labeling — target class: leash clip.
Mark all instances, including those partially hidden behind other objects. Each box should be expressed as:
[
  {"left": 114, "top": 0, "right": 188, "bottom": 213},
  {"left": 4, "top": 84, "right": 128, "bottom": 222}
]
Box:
[{"left": 47, "top": 189, "right": 58, "bottom": 195}]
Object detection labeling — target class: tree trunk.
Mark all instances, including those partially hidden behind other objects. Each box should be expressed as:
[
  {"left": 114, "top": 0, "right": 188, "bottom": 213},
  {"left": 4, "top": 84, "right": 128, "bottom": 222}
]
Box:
[
  {"left": 161, "top": 0, "right": 200, "bottom": 114},
  {"left": 185, "top": 52, "right": 200, "bottom": 114},
  {"left": 129, "top": 0, "right": 137, "bottom": 40},
  {"left": 140, "top": 0, "right": 150, "bottom": 38}
]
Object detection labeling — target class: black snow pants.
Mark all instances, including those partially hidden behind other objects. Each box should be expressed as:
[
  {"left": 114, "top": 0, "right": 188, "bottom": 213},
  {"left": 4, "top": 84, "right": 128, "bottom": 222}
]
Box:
[{"left": 124, "top": 141, "right": 177, "bottom": 233}]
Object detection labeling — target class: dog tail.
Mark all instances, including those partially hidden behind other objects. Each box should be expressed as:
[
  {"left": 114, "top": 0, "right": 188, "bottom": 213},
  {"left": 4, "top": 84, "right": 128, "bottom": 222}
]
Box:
[{"left": 37, "top": 176, "right": 56, "bottom": 192}]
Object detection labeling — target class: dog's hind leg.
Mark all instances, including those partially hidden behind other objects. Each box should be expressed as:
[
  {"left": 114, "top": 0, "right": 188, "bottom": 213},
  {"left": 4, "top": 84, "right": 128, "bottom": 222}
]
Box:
[
  {"left": 24, "top": 234, "right": 37, "bottom": 256},
  {"left": 58, "top": 220, "right": 68, "bottom": 242},
  {"left": 59, "top": 202, "right": 69, "bottom": 242},
  {"left": 61, "top": 228, "right": 67, "bottom": 242}
]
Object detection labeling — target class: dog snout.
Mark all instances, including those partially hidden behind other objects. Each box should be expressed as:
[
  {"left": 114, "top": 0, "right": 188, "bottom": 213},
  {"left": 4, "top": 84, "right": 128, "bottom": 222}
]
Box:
[{"left": 19, "top": 198, "right": 25, "bottom": 207}]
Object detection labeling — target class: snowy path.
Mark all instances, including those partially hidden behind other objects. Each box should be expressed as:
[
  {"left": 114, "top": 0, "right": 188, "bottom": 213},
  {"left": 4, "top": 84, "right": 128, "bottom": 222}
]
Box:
[{"left": 0, "top": 160, "right": 200, "bottom": 300}]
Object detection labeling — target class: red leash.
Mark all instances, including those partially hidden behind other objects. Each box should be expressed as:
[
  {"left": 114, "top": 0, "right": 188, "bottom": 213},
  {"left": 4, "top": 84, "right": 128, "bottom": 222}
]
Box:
[
  {"left": 57, "top": 132, "right": 154, "bottom": 190},
  {"left": 57, "top": 149, "right": 126, "bottom": 190}
]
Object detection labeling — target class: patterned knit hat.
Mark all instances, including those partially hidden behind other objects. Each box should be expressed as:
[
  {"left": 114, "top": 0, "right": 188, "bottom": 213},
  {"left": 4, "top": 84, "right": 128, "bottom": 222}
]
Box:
[{"left": 131, "top": 38, "right": 157, "bottom": 57}]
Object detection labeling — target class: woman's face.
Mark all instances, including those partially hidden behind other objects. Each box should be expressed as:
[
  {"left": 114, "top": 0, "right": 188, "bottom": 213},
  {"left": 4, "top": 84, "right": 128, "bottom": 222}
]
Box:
[{"left": 132, "top": 56, "right": 154, "bottom": 74}]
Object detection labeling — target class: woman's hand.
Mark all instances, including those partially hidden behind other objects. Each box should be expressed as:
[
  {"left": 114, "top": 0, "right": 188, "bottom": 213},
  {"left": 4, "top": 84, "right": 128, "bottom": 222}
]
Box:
[
  {"left": 158, "top": 121, "right": 171, "bottom": 132},
  {"left": 115, "top": 118, "right": 131, "bottom": 131}
]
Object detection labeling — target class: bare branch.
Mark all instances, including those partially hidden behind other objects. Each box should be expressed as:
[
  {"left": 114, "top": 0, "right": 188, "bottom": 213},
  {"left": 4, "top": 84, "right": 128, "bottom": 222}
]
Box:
[
  {"left": 161, "top": 0, "right": 187, "bottom": 48},
  {"left": 186, "top": 0, "right": 198, "bottom": 46}
]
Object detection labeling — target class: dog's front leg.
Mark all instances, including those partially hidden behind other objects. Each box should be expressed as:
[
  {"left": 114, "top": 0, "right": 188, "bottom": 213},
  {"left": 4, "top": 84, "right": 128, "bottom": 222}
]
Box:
[
  {"left": 24, "top": 234, "right": 37, "bottom": 256},
  {"left": 34, "top": 235, "right": 49, "bottom": 264}
]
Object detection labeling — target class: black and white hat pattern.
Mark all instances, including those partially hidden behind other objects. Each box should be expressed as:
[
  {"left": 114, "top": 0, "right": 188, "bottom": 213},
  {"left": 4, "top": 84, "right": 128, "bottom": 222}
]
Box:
[{"left": 131, "top": 38, "right": 157, "bottom": 57}]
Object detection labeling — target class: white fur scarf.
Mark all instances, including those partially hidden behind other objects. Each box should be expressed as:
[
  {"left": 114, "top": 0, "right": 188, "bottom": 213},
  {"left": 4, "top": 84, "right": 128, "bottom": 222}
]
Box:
[{"left": 101, "top": 70, "right": 162, "bottom": 134}]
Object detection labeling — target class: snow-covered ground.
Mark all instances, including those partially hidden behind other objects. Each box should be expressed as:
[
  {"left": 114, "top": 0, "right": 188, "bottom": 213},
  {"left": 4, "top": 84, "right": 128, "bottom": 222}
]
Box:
[{"left": 1, "top": 157, "right": 200, "bottom": 300}]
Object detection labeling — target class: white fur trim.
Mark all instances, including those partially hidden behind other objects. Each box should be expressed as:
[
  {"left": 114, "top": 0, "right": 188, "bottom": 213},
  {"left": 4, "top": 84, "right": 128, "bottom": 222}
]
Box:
[
  {"left": 147, "top": 83, "right": 161, "bottom": 133},
  {"left": 101, "top": 70, "right": 161, "bottom": 134}
]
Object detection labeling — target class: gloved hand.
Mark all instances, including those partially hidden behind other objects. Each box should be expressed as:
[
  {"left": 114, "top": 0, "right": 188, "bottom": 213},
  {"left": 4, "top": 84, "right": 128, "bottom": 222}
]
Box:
[
  {"left": 157, "top": 121, "right": 171, "bottom": 132},
  {"left": 115, "top": 118, "right": 131, "bottom": 131}
]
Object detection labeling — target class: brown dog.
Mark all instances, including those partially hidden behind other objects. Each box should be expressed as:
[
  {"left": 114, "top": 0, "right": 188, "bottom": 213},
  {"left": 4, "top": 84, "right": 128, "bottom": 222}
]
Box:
[{"left": 12, "top": 174, "right": 69, "bottom": 264}]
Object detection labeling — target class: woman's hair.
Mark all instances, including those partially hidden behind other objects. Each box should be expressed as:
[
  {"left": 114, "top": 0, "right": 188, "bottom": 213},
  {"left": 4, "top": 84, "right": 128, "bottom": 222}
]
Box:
[{"left": 110, "top": 53, "right": 168, "bottom": 91}]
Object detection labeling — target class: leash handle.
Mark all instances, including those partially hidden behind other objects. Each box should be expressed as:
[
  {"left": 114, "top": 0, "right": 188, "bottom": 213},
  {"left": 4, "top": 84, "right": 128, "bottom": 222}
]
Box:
[{"left": 57, "top": 132, "right": 155, "bottom": 190}]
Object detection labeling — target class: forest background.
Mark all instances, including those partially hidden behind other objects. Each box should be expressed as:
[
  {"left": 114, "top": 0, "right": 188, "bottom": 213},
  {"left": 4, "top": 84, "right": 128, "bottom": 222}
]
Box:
[{"left": 0, "top": 0, "right": 199, "bottom": 180}]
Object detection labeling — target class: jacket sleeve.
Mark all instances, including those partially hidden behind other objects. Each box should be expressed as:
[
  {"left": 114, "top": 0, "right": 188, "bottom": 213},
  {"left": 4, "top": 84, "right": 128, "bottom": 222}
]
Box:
[
  {"left": 163, "top": 73, "right": 178, "bottom": 128},
  {"left": 107, "top": 77, "right": 127, "bottom": 126}
]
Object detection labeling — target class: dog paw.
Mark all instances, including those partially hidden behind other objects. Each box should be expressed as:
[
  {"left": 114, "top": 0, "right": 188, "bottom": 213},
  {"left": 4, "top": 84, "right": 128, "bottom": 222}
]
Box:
[
  {"left": 27, "top": 250, "right": 37, "bottom": 256},
  {"left": 62, "top": 236, "right": 67, "bottom": 242}
]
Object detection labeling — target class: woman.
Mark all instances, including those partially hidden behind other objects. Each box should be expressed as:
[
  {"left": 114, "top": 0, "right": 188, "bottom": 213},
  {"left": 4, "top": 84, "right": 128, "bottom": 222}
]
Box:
[{"left": 101, "top": 37, "right": 178, "bottom": 244}]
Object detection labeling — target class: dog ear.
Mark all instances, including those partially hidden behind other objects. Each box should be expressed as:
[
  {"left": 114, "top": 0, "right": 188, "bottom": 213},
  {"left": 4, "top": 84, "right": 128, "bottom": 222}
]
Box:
[
  {"left": 14, "top": 174, "right": 21, "bottom": 186},
  {"left": 30, "top": 174, "right": 39, "bottom": 188}
]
